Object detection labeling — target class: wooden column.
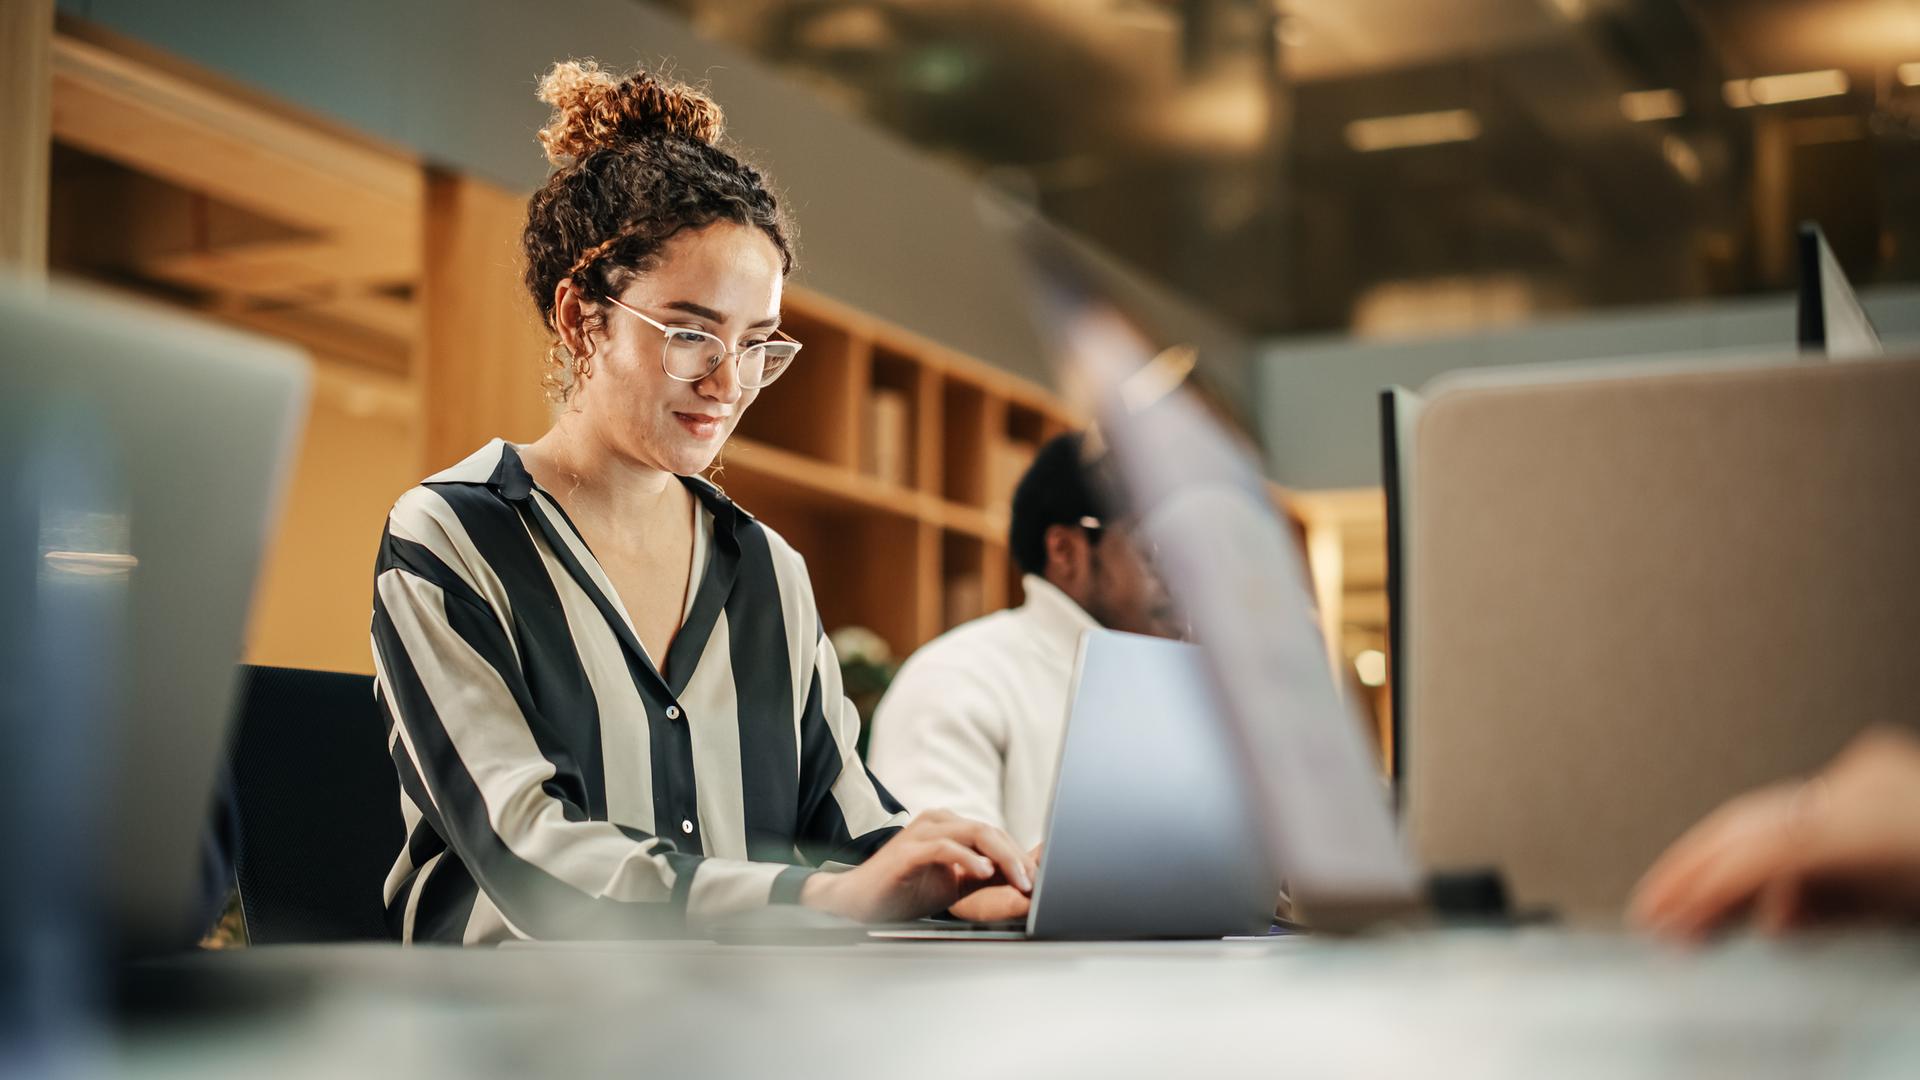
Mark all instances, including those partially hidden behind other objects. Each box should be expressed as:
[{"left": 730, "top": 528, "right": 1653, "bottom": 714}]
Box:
[
  {"left": 0, "top": 0, "right": 52, "bottom": 273},
  {"left": 422, "top": 170, "right": 553, "bottom": 469}
]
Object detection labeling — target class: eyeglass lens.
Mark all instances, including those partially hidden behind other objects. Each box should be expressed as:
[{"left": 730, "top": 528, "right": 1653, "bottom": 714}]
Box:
[{"left": 662, "top": 331, "right": 797, "bottom": 388}]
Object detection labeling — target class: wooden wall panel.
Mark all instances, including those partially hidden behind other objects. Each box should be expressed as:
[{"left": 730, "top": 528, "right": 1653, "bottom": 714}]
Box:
[
  {"left": 422, "top": 170, "right": 552, "bottom": 471},
  {"left": 244, "top": 388, "right": 424, "bottom": 675},
  {"left": 1, "top": 0, "right": 52, "bottom": 271}
]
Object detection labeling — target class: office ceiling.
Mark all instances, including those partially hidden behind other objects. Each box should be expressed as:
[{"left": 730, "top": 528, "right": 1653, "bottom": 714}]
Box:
[{"left": 655, "top": 0, "right": 1920, "bottom": 335}]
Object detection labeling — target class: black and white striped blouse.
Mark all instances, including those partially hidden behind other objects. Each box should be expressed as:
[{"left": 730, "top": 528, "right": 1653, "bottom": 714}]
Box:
[{"left": 371, "top": 439, "right": 907, "bottom": 943}]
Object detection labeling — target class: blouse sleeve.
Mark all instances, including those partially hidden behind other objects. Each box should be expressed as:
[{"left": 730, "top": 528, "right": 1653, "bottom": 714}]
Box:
[{"left": 791, "top": 615, "right": 911, "bottom": 868}]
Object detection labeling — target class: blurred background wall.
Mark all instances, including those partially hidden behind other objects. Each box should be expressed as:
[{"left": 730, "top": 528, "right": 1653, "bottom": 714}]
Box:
[
  {"left": 1261, "top": 283, "right": 1920, "bottom": 488},
  {"left": 52, "top": 0, "right": 1251, "bottom": 398}
]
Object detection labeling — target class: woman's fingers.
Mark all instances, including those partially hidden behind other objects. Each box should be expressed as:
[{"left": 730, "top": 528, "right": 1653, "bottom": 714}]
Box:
[
  {"left": 919, "top": 838, "right": 995, "bottom": 882},
  {"left": 902, "top": 814, "right": 1032, "bottom": 893},
  {"left": 948, "top": 884, "right": 1032, "bottom": 923},
  {"left": 950, "top": 821, "right": 1033, "bottom": 893}
]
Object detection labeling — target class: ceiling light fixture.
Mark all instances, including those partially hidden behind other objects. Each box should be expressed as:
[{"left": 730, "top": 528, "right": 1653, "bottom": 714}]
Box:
[
  {"left": 1724, "top": 69, "right": 1850, "bottom": 108},
  {"left": 1620, "top": 89, "right": 1684, "bottom": 122},
  {"left": 1345, "top": 109, "right": 1481, "bottom": 152},
  {"left": 1354, "top": 649, "right": 1387, "bottom": 688},
  {"left": 1543, "top": 0, "right": 1587, "bottom": 19},
  {"left": 1900, "top": 62, "right": 1920, "bottom": 87},
  {"left": 1662, "top": 135, "right": 1702, "bottom": 184}
]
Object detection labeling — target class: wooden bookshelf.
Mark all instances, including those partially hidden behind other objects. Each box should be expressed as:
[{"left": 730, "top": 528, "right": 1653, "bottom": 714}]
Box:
[
  {"left": 32, "top": 18, "right": 1080, "bottom": 673},
  {"left": 712, "top": 286, "right": 1079, "bottom": 659}
]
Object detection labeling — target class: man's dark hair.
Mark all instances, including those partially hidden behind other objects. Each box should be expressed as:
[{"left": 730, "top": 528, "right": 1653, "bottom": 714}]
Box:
[{"left": 1008, "top": 431, "right": 1127, "bottom": 577}]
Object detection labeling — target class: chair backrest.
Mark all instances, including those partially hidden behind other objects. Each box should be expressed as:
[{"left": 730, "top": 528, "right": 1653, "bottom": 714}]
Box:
[{"left": 227, "top": 665, "right": 401, "bottom": 943}]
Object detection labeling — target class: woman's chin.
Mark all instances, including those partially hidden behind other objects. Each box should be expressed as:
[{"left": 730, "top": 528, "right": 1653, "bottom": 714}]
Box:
[
  {"left": 618, "top": 421, "right": 732, "bottom": 477},
  {"left": 665, "top": 441, "right": 725, "bottom": 477}
]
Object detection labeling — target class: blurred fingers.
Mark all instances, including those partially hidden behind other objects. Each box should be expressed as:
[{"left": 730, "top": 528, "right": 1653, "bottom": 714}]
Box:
[
  {"left": 1638, "top": 810, "right": 1799, "bottom": 938},
  {"left": 1752, "top": 874, "right": 1803, "bottom": 936},
  {"left": 1631, "top": 786, "right": 1802, "bottom": 932}
]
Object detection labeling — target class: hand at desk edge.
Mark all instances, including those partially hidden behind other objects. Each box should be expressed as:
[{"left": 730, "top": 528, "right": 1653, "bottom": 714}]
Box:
[
  {"left": 1631, "top": 724, "right": 1920, "bottom": 940},
  {"left": 801, "top": 810, "right": 1035, "bottom": 923}
]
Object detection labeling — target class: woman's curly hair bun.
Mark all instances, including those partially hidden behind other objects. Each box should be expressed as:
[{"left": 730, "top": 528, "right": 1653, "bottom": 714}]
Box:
[{"left": 535, "top": 59, "right": 725, "bottom": 166}]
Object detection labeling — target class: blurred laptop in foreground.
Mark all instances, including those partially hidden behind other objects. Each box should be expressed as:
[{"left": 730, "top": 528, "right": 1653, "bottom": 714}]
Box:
[
  {"left": 0, "top": 278, "right": 307, "bottom": 1056},
  {"left": 997, "top": 205, "right": 1425, "bottom": 930}
]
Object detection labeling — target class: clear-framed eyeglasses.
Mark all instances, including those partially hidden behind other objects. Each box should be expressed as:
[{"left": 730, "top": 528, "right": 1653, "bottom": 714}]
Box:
[{"left": 603, "top": 294, "right": 802, "bottom": 390}]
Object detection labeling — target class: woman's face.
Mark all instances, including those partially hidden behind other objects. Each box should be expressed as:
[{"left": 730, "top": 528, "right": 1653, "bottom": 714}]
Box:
[{"left": 563, "top": 221, "right": 785, "bottom": 476}]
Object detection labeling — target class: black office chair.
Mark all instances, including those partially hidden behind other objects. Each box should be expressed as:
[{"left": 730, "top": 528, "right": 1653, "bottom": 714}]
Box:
[{"left": 226, "top": 665, "right": 403, "bottom": 943}]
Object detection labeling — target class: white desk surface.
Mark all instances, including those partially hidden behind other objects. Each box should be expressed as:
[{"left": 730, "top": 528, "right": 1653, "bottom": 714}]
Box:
[{"left": 92, "top": 930, "right": 1920, "bottom": 1079}]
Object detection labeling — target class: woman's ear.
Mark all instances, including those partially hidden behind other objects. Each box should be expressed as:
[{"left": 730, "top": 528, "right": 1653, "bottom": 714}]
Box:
[{"left": 552, "top": 278, "right": 595, "bottom": 361}]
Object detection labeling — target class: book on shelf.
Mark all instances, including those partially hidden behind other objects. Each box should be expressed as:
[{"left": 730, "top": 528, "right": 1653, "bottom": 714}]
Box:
[
  {"left": 862, "top": 388, "right": 912, "bottom": 487},
  {"left": 985, "top": 437, "right": 1037, "bottom": 511}
]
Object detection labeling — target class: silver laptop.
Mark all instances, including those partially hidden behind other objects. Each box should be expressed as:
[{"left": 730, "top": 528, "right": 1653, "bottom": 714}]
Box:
[
  {"left": 874, "top": 630, "right": 1280, "bottom": 941},
  {"left": 1028, "top": 630, "right": 1279, "bottom": 938},
  {"left": 0, "top": 279, "right": 309, "bottom": 960}
]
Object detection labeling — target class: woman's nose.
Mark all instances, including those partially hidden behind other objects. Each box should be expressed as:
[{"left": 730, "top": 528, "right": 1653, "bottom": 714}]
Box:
[{"left": 699, "top": 350, "right": 744, "bottom": 404}]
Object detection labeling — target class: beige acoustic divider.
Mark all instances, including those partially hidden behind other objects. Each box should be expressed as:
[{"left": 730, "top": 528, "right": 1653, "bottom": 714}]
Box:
[{"left": 1406, "top": 355, "right": 1920, "bottom": 921}]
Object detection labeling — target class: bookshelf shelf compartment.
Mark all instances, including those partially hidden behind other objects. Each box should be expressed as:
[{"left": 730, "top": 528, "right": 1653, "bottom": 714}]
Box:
[
  {"left": 731, "top": 306, "right": 863, "bottom": 470},
  {"left": 863, "top": 346, "right": 929, "bottom": 494}
]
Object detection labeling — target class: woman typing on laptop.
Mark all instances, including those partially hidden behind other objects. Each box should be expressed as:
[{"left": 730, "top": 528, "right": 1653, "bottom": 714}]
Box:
[{"left": 370, "top": 61, "right": 1030, "bottom": 943}]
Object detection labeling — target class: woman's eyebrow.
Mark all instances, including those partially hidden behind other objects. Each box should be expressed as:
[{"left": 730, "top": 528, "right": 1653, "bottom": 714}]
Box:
[
  {"left": 661, "top": 299, "right": 726, "bottom": 322},
  {"left": 661, "top": 299, "right": 780, "bottom": 329}
]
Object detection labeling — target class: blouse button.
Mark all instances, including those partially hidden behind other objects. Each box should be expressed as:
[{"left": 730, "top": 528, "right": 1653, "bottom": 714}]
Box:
[
  {"left": 680, "top": 819, "right": 694, "bottom": 835},
  {"left": 665, "top": 705, "right": 681, "bottom": 720}
]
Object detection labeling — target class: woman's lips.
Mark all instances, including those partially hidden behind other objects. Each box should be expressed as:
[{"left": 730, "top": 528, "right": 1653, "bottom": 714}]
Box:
[{"left": 674, "top": 412, "right": 726, "bottom": 439}]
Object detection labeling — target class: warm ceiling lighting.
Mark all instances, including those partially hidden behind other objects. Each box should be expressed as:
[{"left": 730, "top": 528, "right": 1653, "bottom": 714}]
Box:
[
  {"left": 1345, "top": 109, "right": 1481, "bottom": 152},
  {"left": 1354, "top": 649, "right": 1388, "bottom": 688},
  {"left": 1543, "top": 0, "right": 1587, "bottom": 19},
  {"left": 1620, "top": 89, "right": 1683, "bottom": 122},
  {"left": 1662, "top": 135, "right": 1702, "bottom": 184},
  {"left": 1901, "top": 62, "right": 1920, "bottom": 87},
  {"left": 1724, "top": 69, "right": 1850, "bottom": 108}
]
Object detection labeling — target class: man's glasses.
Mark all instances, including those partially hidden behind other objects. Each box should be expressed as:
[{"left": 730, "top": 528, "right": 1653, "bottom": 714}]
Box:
[
  {"left": 603, "top": 295, "right": 802, "bottom": 390},
  {"left": 1078, "top": 515, "right": 1163, "bottom": 567}
]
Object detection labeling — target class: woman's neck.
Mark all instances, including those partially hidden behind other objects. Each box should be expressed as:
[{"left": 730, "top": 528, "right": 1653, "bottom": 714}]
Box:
[{"left": 522, "top": 416, "right": 685, "bottom": 538}]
